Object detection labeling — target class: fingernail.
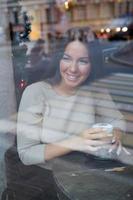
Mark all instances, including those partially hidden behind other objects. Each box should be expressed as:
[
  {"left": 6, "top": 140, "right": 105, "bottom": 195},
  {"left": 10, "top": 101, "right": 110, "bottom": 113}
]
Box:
[{"left": 112, "top": 138, "right": 116, "bottom": 144}]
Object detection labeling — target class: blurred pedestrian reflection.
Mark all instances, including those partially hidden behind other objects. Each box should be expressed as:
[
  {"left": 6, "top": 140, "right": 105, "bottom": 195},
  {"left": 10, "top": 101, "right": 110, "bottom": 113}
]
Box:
[
  {"left": 29, "top": 38, "right": 49, "bottom": 68},
  {"left": 65, "top": 26, "right": 97, "bottom": 42}
]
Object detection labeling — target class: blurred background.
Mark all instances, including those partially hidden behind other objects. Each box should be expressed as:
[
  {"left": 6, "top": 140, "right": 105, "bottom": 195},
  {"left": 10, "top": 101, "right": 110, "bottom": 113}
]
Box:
[
  {"left": 0, "top": 0, "right": 133, "bottom": 198},
  {"left": 2, "top": 0, "right": 133, "bottom": 48},
  {"left": 0, "top": 0, "right": 133, "bottom": 92}
]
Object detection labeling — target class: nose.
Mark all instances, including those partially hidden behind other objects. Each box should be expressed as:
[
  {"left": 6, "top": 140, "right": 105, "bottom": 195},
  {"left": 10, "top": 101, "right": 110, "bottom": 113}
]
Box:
[{"left": 69, "top": 61, "right": 78, "bottom": 73}]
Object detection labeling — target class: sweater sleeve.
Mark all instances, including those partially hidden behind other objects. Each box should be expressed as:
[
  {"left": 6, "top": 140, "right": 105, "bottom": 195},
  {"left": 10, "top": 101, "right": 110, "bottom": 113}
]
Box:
[
  {"left": 94, "top": 88, "right": 126, "bottom": 132},
  {"left": 17, "top": 82, "right": 46, "bottom": 165}
]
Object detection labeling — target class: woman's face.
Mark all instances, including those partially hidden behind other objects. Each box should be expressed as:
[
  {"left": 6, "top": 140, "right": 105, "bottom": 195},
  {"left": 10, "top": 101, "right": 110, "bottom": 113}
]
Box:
[{"left": 59, "top": 41, "right": 91, "bottom": 91}]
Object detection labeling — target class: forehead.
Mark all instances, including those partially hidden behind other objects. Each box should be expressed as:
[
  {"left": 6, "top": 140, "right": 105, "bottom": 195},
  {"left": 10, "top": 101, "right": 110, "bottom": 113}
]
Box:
[{"left": 64, "top": 41, "right": 89, "bottom": 56}]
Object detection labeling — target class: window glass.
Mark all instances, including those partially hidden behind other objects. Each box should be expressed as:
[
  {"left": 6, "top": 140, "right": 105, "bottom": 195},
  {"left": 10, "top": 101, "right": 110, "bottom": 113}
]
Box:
[{"left": 0, "top": 0, "right": 133, "bottom": 199}]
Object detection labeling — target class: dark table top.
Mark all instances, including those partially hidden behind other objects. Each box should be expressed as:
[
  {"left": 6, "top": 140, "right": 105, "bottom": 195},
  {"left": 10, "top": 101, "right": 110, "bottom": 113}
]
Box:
[{"left": 53, "top": 152, "right": 133, "bottom": 200}]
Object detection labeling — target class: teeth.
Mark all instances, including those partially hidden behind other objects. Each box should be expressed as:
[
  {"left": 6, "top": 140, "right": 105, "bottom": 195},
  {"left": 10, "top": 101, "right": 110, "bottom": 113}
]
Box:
[{"left": 67, "top": 75, "right": 78, "bottom": 80}]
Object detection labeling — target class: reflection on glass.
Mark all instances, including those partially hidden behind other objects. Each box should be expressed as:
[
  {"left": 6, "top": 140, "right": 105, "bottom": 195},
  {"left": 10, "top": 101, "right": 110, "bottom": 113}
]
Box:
[{"left": 0, "top": 0, "right": 133, "bottom": 199}]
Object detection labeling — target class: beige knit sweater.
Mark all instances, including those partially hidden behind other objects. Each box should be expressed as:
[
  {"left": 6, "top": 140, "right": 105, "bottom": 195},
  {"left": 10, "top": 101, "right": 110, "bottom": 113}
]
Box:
[{"left": 17, "top": 81, "right": 125, "bottom": 167}]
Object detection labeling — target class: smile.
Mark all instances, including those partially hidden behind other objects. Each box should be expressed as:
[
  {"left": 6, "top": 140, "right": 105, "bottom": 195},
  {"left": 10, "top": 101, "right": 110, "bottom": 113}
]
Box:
[{"left": 66, "top": 74, "right": 79, "bottom": 81}]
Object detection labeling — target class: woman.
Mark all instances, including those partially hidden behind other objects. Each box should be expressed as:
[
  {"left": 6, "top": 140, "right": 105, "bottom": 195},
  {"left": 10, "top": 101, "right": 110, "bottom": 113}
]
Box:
[{"left": 17, "top": 27, "right": 125, "bottom": 198}]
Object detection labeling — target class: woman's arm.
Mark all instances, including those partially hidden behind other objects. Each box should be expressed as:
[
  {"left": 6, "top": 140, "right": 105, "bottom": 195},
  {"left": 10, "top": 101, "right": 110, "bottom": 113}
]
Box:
[
  {"left": 44, "top": 127, "right": 112, "bottom": 161},
  {"left": 17, "top": 83, "right": 46, "bottom": 165}
]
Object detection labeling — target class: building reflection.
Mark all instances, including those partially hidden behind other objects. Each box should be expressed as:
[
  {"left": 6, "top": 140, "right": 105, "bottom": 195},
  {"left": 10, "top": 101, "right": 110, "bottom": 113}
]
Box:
[{"left": 3, "top": 0, "right": 132, "bottom": 52}]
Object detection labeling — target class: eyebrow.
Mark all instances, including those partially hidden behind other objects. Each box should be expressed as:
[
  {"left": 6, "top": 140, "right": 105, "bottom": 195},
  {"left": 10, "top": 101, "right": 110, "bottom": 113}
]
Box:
[
  {"left": 63, "top": 53, "right": 71, "bottom": 57},
  {"left": 63, "top": 53, "right": 89, "bottom": 59}
]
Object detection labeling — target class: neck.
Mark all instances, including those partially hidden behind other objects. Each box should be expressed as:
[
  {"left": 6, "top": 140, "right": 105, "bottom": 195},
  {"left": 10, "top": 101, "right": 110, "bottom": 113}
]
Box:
[{"left": 53, "top": 84, "right": 77, "bottom": 96}]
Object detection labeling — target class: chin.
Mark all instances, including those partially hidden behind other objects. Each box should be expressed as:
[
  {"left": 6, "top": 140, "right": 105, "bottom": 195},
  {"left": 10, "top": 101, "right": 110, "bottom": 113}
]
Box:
[{"left": 65, "top": 79, "right": 83, "bottom": 88}]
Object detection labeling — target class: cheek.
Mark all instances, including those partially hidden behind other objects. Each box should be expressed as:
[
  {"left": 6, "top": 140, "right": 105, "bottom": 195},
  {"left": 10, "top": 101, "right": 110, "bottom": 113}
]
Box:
[
  {"left": 60, "top": 61, "right": 65, "bottom": 71},
  {"left": 60, "top": 61, "right": 67, "bottom": 73},
  {"left": 81, "top": 64, "right": 91, "bottom": 77}
]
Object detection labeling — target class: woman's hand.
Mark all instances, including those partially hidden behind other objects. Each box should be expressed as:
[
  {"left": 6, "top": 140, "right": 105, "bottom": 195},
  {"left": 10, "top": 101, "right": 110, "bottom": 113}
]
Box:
[
  {"left": 73, "top": 127, "right": 113, "bottom": 154},
  {"left": 108, "top": 128, "right": 122, "bottom": 155}
]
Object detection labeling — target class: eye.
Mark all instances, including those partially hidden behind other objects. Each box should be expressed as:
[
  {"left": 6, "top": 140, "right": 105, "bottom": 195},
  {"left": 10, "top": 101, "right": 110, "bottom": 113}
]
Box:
[
  {"left": 62, "top": 55, "right": 71, "bottom": 62},
  {"left": 78, "top": 59, "right": 89, "bottom": 65},
  {"left": 62, "top": 56, "right": 69, "bottom": 60}
]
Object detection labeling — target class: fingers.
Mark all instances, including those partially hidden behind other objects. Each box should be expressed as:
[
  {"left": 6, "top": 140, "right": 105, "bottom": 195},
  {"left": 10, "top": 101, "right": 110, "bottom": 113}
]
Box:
[
  {"left": 86, "top": 146, "right": 102, "bottom": 152},
  {"left": 85, "top": 139, "right": 111, "bottom": 147},
  {"left": 113, "top": 128, "right": 122, "bottom": 139},
  {"left": 73, "top": 137, "right": 103, "bottom": 153},
  {"left": 82, "top": 128, "right": 112, "bottom": 140},
  {"left": 108, "top": 139, "right": 121, "bottom": 155},
  {"left": 80, "top": 127, "right": 116, "bottom": 154},
  {"left": 109, "top": 132, "right": 122, "bottom": 155}
]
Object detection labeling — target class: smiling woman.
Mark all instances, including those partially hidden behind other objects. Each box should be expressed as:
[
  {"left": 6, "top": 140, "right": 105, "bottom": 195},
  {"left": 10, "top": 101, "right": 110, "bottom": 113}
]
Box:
[
  {"left": 55, "top": 40, "right": 91, "bottom": 94},
  {"left": 49, "top": 27, "right": 103, "bottom": 87},
  {"left": 17, "top": 27, "right": 126, "bottom": 199}
]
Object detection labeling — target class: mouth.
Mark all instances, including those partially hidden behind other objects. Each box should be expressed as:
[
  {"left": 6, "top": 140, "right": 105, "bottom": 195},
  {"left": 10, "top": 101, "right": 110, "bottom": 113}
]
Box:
[{"left": 66, "top": 74, "right": 79, "bottom": 82}]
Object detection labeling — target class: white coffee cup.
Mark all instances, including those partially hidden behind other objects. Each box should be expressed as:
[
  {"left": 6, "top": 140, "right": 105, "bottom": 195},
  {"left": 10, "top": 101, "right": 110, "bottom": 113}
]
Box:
[{"left": 92, "top": 123, "right": 114, "bottom": 159}]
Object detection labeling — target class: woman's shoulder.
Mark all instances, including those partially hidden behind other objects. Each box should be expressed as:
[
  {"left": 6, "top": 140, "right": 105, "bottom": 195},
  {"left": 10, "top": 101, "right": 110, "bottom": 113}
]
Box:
[
  {"left": 82, "top": 82, "right": 109, "bottom": 93},
  {"left": 79, "top": 83, "right": 110, "bottom": 98},
  {"left": 23, "top": 81, "right": 52, "bottom": 96},
  {"left": 26, "top": 81, "right": 51, "bottom": 89},
  {"left": 86, "top": 82, "right": 113, "bottom": 102}
]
